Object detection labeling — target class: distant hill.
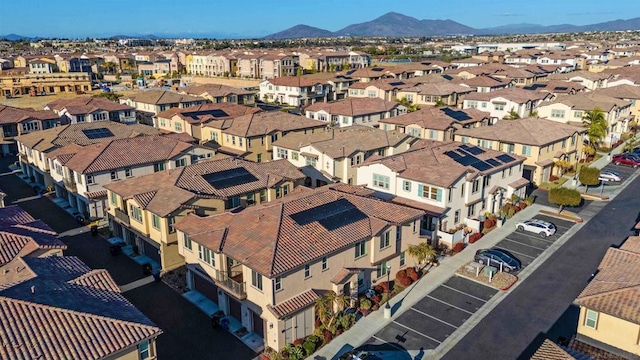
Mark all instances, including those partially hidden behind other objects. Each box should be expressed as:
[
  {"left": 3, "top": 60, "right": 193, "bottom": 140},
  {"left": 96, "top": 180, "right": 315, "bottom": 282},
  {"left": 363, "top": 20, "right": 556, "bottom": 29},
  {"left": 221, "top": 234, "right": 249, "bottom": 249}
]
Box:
[
  {"left": 0, "top": 33, "right": 35, "bottom": 41},
  {"left": 264, "top": 12, "right": 640, "bottom": 39}
]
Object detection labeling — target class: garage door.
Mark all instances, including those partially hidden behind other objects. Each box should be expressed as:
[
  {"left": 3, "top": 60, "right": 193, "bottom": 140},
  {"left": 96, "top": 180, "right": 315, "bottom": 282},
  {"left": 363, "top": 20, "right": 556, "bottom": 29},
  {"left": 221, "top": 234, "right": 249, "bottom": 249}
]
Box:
[
  {"left": 193, "top": 272, "right": 218, "bottom": 303},
  {"left": 142, "top": 239, "right": 161, "bottom": 265},
  {"left": 252, "top": 310, "right": 265, "bottom": 337},
  {"left": 229, "top": 297, "right": 242, "bottom": 320}
]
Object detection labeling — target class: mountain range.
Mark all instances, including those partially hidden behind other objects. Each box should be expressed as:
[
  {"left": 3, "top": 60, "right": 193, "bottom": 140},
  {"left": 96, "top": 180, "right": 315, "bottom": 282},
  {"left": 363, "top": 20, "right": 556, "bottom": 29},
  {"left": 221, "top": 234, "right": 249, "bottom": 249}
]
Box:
[{"left": 264, "top": 12, "right": 640, "bottom": 39}]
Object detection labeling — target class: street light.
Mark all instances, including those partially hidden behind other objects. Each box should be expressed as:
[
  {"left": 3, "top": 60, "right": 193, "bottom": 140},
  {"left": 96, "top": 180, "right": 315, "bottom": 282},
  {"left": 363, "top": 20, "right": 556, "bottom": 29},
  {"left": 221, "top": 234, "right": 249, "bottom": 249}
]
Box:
[{"left": 384, "top": 264, "right": 392, "bottom": 319}]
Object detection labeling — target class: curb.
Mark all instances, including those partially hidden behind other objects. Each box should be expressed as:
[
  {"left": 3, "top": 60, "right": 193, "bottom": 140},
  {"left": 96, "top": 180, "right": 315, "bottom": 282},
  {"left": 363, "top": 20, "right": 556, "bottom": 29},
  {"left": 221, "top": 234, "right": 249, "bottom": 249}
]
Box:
[
  {"left": 539, "top": 210, "right": 583, "bottom": 223},
  {"left": 500, "top": 275, "right": 519, "bottom": 291}
]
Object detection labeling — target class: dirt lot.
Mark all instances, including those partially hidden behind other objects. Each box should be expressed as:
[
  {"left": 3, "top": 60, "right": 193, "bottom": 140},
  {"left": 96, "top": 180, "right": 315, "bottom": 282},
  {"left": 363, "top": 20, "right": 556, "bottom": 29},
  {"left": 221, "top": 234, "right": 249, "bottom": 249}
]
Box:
[{"left": 0, "top": 89, "right": 140, "bottom": 110}]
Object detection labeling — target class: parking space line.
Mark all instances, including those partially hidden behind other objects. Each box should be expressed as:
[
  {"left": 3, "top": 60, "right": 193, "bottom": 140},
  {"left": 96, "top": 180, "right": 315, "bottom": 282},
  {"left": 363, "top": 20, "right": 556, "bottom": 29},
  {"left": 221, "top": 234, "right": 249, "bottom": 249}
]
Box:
[
  {"left": 514, "top": 230, "right": 560, "bottom": 241},
  {"left": 441, "top": 284, "right": 488, "bottom": 303},
  {"left": 409, "top": 308, "right": 459, "bottom": 329},
  {"left": 501, "top": 238, "right": 547, "bottom": 251},
  {"left": 371, "top": 336, "right": 406, "bottom": 351},
  {"left": 392, "top": 320, "right": 443, "bottom": 344},
  {"left": 506, "top": 235, "right": 554, "bottom": 244},
  {"left": 425, "top": 294, "right": 474, "bottom": 315},
  {"left": 496, "top": 247, "right": 536, "bottom": 260}
]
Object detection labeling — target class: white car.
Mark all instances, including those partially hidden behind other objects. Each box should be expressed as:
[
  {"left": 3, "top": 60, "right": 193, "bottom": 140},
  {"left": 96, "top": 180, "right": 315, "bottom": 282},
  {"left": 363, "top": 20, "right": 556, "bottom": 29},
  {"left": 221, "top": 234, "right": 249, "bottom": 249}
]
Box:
[
  {"left": 515, "top": 219, "right": 556, "bottom": 237},
  {"left": 599, "top": 170, "right": 621, "bottom": 182}
]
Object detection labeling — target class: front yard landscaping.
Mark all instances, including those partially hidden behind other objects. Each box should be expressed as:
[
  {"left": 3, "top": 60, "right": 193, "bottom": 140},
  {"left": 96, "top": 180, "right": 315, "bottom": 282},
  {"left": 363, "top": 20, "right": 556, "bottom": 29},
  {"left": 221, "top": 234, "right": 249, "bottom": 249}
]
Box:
[{"left": 455, "top": 262, "right": 518, "bottom": 291}]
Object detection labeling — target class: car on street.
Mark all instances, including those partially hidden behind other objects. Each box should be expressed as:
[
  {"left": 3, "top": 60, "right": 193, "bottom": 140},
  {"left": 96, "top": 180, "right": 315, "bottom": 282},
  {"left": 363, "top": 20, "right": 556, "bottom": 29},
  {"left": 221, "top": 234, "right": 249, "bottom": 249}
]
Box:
[
  {"left": 599, "top": 170, "right": 622, "bottom": 182},
  {"left": 515, "top": 218, "right": 557, "bottom": 237},
  {"left": 474, "top": 248, "right": 522, "bottom": 272},
  {"left": 612, "top": 153, "right": 640, "bottom": 168}
]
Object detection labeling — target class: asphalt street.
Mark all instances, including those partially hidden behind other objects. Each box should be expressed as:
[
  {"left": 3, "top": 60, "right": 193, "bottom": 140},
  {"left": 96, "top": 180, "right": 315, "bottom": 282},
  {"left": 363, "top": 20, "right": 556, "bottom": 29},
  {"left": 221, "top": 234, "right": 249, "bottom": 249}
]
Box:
[{"left": 441, "top": 172, "right": 640, "bottom": 360}]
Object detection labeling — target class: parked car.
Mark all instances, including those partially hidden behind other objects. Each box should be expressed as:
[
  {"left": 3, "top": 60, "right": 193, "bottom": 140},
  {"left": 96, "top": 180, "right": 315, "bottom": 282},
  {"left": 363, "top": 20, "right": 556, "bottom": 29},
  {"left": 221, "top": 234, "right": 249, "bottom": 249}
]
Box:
[
  {"left": 474, "top": 248, "right": 522, "bottom": 272},
  {"left": 612, "top": 153, "right": 640, "bottom": 168},
  {"left": 515, "top": 219, "right": 557, "bottom": 237},
  {"left": 599, "top": 170, "right": 622, "bottom": 182}
]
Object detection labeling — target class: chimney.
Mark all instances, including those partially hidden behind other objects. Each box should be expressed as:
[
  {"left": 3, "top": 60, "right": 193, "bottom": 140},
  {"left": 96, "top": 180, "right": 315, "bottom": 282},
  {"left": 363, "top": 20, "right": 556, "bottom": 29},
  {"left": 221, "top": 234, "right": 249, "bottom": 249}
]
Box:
[{"left": 31, "top": 286, "right": 35, "bottom": 294}]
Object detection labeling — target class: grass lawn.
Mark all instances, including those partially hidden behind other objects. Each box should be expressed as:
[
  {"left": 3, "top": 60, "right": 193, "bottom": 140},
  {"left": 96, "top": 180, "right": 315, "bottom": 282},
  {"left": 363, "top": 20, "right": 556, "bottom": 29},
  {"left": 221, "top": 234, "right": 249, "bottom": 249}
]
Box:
[{"left": 538, "top": 176, "right": 569, "bottom": 190}]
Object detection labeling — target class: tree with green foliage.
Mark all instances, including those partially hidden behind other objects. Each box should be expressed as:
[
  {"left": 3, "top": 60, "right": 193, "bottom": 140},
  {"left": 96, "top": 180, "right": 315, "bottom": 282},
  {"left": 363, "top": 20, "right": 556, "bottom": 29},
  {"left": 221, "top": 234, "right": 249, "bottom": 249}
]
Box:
[
  {"left": 548, "top": 187, "right": 582, "bottom": 214},
  {"left": 504, "top": 108, "right": 520, "bottom": 120},
  {"left": 92, "top": 92, "right": 122, "bottom": 102},
  {"left": 582, "top": 108, "right": 608, "bottom": 148},
  {"left": 623, "top": 136, "right": 639, "bottom": 152},
  {"left": 397, "top": 96, "right": 421, "bottom": 112},
  {"left": 407, "top": 242, "right": 437, "bottom": 269},
  {"left": 434, "top": 98, "right": 446, "bottom": 107},
  {"left": 578, "top": 166, "right": 600, "bottom": 194}
]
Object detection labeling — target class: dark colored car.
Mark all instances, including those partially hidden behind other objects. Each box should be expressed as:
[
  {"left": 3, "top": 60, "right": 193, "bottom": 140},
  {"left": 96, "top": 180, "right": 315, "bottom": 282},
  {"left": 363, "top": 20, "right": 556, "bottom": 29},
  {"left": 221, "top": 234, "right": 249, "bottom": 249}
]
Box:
[
  {"left": 474, "top": 248, "right": 522, "bottom": 272},
  {"left": 612, "top": 153, "right": 640, "bottom": 168}
]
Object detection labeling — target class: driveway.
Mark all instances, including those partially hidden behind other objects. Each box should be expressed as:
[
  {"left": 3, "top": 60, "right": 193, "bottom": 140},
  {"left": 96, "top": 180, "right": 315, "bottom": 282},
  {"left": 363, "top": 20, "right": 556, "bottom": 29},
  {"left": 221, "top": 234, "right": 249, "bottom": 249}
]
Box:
[
  {"left": 0, "top": 156, "right": 257, "bottom": 360},
  {"left": 441, "top": 174, "right": 640, "bottom": 360}
]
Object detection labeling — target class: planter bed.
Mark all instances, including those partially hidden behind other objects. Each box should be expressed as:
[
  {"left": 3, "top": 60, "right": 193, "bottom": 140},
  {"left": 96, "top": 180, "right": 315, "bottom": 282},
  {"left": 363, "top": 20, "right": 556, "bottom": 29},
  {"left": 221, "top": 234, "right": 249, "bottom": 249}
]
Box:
[
  {"left": 455, "top": 262, "right": 518, "bottom": 291},
  {"left": 538, "top": 210, "right": 583, "bottom": 223}
]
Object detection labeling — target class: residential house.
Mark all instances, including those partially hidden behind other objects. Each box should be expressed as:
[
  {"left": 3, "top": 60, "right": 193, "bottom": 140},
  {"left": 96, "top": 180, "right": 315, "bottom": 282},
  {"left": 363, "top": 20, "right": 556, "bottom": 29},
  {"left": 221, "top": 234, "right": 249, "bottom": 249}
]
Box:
[
  {"left": 272, "top": 125, "right": 416, "bottom": 187},
  {"left": 258, "top": 76, "right": 330, "bottom": 106},
  {"left": 45, "top": 135, "right": 214, "bottom": 219},
  {"left": 451, "top": 58, "right": 487, "bottom": 68},
  {"left": 356, "top": 140, "right": 527, "bottom": 247},
  {"left": 179, "top": 84, "right": 257, "bottom": 105},
  {"left": 0, "top": 105, "right": 60, "bottom": 155},
  {"left": 201, "top": 111, "right": 327, "bottom": 162},
  {"left": 347, "top": 78, "right": 417, "bottom": 102},
  {"left": 571, "top": 236, "right": 640, "bottom": 359},
  {"left": 593, "top": 85, "right": 640, "bottom": 122},
  {"left": 537, "top": 93, "right": 632, "bottom": 144},
  {"left": 120, "top": 90, "right": 206, "bottom": 125},
  {"left": 54, "top": 54, "right": 92, "bottom": 74},
  {"left": 45, "top": 96, "right": 136, "bottom": 124},
  {"left": 154, "top": 103, "right": 261, "bottom": 139},
  {"left": 236, "top": 52, "right": 263, "bottom": 79},
  {"left": 174, "top": 184, "right": 426, "bottom": 351},
  {"left": 456, "top": 75, "right": 514, "bottom": 93},
  {"left": 14, "top": 121, "right": 161, "bottom": 205},
  {"left": 536, "top": 53, "right": 578, "bottom": 71},
  {"left": 523, "top": 80, "right": 587, "bottom": 96},
  {"left": 301, "top": 73, "right": 359, "bottom": 101},
  {"left": 379, "top": 107, "right": 493, "bottom": 141},
  {"left": 104, "top": 157, "right": 305, "bottom": 271},
  {"left": 28, "top": 59, "right": 54, "bottom": 74},
  {"left": 462, "top": 88, "right": 552, "bottom": 120},
  {"left": 341, "top": 66, "right": 407, "bottom": 83},
  {"left": 547, "top": 71, "right": 613, "bottom": 91},
  {"left": 259, "top": 52, "right": 299, "bottom": 78},
  {"left": 454, "top": 118, "right": 585, "bottom": 185},
  {"left": 397, "top": 83, "right": 474, "bottom": 107},
  {"left": 305, "top": 97, "right": 406, "bottom": 128}
]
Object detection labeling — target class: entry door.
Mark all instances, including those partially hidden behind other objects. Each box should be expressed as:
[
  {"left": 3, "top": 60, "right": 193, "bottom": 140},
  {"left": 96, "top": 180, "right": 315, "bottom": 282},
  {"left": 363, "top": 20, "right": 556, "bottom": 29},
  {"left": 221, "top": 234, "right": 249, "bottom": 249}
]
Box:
[
  {"left": 284, "top": 318, "right": 293, "bottom": 344},
  {"left": 229, "top": 298, "right": 242, "bottom": 320},
  {"left": 252, "top": 311, "right": 265, "bottom": 337}
]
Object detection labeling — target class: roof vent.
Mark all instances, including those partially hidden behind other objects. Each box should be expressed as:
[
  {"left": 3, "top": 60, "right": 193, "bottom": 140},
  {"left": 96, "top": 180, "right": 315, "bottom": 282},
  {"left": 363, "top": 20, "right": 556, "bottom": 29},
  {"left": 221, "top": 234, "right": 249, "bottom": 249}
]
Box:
[{"left": 31, "top": 286, "right": 35, "bottom": 294}]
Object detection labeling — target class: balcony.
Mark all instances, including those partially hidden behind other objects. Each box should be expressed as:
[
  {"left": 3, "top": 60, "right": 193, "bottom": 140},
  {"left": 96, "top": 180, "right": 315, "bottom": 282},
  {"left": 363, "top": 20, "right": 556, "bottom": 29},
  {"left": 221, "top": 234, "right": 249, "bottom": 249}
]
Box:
[
  {"left": 18, "top": 153, "right": 29, "bottom": 164},
  {"left": 63, "top": 178, "right": 77, "bottom": 192},
  {"left": 114, "top": 207, "right": 130, "bottom": 226},
  {"left": 212, "top": 269, "right": 246, "bottom": 299}
]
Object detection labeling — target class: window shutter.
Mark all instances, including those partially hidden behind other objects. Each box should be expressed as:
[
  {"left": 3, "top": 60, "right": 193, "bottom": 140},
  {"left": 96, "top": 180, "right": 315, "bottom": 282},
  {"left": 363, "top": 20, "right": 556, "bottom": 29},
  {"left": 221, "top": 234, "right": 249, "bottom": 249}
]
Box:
[
  {"left": 418, "top": 184, "right": 423, "bottom": 197},
  {"left": 436, "top": 189, "right": 443, "bottom": 201}
]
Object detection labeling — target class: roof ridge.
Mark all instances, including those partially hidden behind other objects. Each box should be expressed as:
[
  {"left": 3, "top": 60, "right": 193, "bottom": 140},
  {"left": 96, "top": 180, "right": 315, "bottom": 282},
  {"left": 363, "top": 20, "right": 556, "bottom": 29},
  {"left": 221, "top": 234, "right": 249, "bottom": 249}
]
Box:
[
  {"left": 78, "top": 139, "right": 113, "bottom": 174},
  {"left": 269, "top": 202, "right": 285, "bottom": 277},
  {"left": 578, "top": 283, "right": 640, "bottom": 302}
]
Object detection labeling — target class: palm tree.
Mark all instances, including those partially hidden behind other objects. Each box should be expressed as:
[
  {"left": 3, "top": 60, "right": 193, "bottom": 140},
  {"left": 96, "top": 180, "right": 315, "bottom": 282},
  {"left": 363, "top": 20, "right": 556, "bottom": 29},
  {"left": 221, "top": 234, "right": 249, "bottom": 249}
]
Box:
[
  {"left": 504, "top": 108, "right": 520, "bottom": 120},
  {"left": 582, "top": 108, "right": 608, "bottom": 148}
]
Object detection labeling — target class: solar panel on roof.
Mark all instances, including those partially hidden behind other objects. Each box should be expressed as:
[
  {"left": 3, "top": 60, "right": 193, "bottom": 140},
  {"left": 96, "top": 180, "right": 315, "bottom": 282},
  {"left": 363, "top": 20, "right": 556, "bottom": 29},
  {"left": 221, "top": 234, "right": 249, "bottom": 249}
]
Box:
[
  {"left": 456, "top": 155, "right": 479, "bottom": 166},
  {"left": 486, "top": 158, "right": 502, "bottom": 167},
  {"left": 209, "top": 109, "right": 229, "bottom": 118},
  {"left": 372, "top": 67, "right": 384, "bottom": 71},
  {"left": 444, "top": 150, "right": 463, "bottom": 160},
  {"left": 496, "top": 154, "right": 516, "bottom": 163},
  {"left": 81, "top": 128, "right": 114, "bottom": 139},
  {"left": 389, "top": 81, "right": 405, "bottom": 86},
  {"left": 290, "top": 198, "right": 368, "bottom": 230},
  {"left": 460, "top": 144, "right": 485, "bottom": 155},
  {"left": 203, "top": 168, "right": 258, "bottom": 189},
  {"left": 442, "top": 108, "right": 472, "bottom": 121},
  {"left": 471, "top": 161, "right": 493, "bottom": 171}
]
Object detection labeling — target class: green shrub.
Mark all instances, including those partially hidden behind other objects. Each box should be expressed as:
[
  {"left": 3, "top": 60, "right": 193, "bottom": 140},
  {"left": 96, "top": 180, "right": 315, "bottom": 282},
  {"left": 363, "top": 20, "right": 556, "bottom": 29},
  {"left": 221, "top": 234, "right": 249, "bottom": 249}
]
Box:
[
  {"left": 578, "top": 166, "right": 600, "bottom": 193},
  {"left": 548, "top": 187, "right": 581, "bottom": 213},
  {"left": 359, "top": 298, "right": 372, "bottom": 310},
  {"left": 303, "top": 340, "right": 316, "bottom": 356}
]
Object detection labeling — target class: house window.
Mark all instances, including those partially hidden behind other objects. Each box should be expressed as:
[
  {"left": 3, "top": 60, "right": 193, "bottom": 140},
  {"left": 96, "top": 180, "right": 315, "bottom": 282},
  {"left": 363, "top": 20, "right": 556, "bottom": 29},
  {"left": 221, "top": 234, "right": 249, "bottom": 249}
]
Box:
[
  {"left": 152, "top": 214, "right": 160, "bottom": 230},
  {"left": 561, "top": 139, "right": 567, "bottom": 148},
  {"left": 408, "top": 128, "right": 421, "bottom": 137},
  {"left": 168, "top": 217, "right": 176, "bottom": 233},
  {"left": 110, "top": 171, "right": 118, "bottom": 180},
  {"left": 472, "top": 179, "right": 480, "bottom": 193},
  {"left": 175, "top": 122, "right": 182, "bottom": 132},
  {"left": 125, "top": 168, "right": 132, "bottom": 178},
  {"left": 429, "top": 130, "right": 438, "bottom": 139},
  {"left": 247, "top": 193, "right": 255, "bottom": 206},
  {"left": 291, "top": 151, "right": 299, "bottom": 160},
  {"left": 460, "top": 136, "right": 469, "bottom": 144},
  {"left": 251, "top": 269, "right": 263, "bottom": 291},
  {"left": 420, "top": 184, "right": 441, "bottom": 200},
  {"left": 77, "top": 114, "right": 85, "bottom": 123},
  {"left": 138, "top": 340, "right": 150, "bottom": 360},
  {"left": 372, "top": 174, "right": 390, "bottom": 189},
  {"left": 87, "top": 175, "right": 94, "bottom": 184},
  {"left": 129, "top": 204, "right": 143, "bottom": 223},
  {"left": 198, "top": 244, "right": 215, "bottom": 266},
  {"left": 304, "top": 264, "right": 311, "bottom": 278},
  {"left": 256, "top": 154, "right": 262, "bottom": 163},
  {"left": 283, "top": 184, "right": 289, "bottom": 196},
  {"left": 403, "top": 180, "right": 411, "bottom": 192},
  {"left": 93, "top": 112, "right": 107, "bottom": 121},
  {"left": 376, "top": 261, "right": 389, "bottom": 278},
  {"left": 493, "top": 104, "right": 505, "bottom": 111},
  {"left": 468, "top": 203, "right": 476, "bottom": 217},
  {"left": 305, "top": 156, "right": 317, "bottom": 167},
  {"left": 153, "top": 162, "right": 165, "bottom": 172},
  {"left": 413, "top": 220, "right": 418, "bottom": 233},
  {"left": 276, "top": 187, "right": 282, "bottom": 198},
  {"left": 76, "top": 172, "right": 83, "bottom": 184},
  {"left": 400, "top": 252, "right": 406, "bottom": 267},
  {"left": 396, "top": 226, "right": 402, "bottom": 241},
  {"left": 277, "top": 148, "right": 288, "bottom": 159},
  {"left": 461, "top": 184, "right": 465, "bottom": 197},
  {"left": 355, "top": 240, "right": 367, "bottom": 258},
  {"left": 260, "top": 189, "right": 267, "bottom": 203},
  {"left": 454, "top": 210, "right": 460, "bottom": 223},
  {"left": 522, "top": 145, "right": 532, "bottom": 156},
  {"left": 321, "top": 256, "right": 328, "bottom": 270},
  {"left": 585, "top": 309, "right": 598, "bottom": 329},
  {"left": 274, "top": 276, "right": 282, "bottom": 291},
  {"left": 380, "top": 231, "right": 391, "bottom": 249},
  {"left": 574, "top": 111, "right": 583, "bottom": 118},
  {"left": 109, "top": 191, "right": 117, "bottom": 206},
  {"left": 551, "top": 109, "right": 565, "bottom": 118},
  {"left": 175, "top": 158, "right": 186, "bottom": 168},
  {"left": 225, "top": 196, "right": 240, "bottom": 209},
  {"left": 271, "top": 133, "right": 278, "bottom": 143},
  {"left": 184, "top": 234, "right": 192, "bottom": 250}
]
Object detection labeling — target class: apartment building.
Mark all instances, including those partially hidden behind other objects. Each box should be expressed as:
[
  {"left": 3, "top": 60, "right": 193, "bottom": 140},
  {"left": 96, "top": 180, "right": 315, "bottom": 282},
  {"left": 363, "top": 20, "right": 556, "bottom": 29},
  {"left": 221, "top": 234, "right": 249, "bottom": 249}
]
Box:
[
  {"left": 305, "top": 97, "right": 406, "bottom": 128},
  {"left": 571, "top": 236, "right": 640, "bottom": 359},
  {"left": 120, "top": 90, "right": 207, "bottom": 125},
  {"left": 174, "top": 184, "right": 426, "bottom": 351},
  {"left": 547, "top": 71, "right": 613, "bottom": 90},
  {"left": 45, "top": 96, "right": 136, "bottom": 124},
  {"left": 454, "top": 118, "right": 585, "bottom": 185},
  {"left": 272, "top": 125, "right": 416, "bottom": 187},
  {"left": 356, "top": 140, "right": 527, "bottom": 247},
  {"left": 28, "top": 59, "right": 54, "bottom": 74},
  {"left": 258, "top": 76, "right": 330, "bottom": 106},
  {"left": 462, "top": 87, "right": 553, "bottom": 120},
  {"left": 396, "top": 82, "right": 474, "bottom": 107},
  {"left": 201, "top": 111, "right": 327, "bottom": 162},
  {"left": 524, "top": 80, "right": 587, "bottom": 96},
  {"left": 154, "top": 103, "right": 260, "bottom": 139},
  {"left": 456, "top": 75, "right": 514, "bottom": 93},
  {"left": 593, "top": 85, "right": 640, "bottom": 121},
  {"left": 0, "top": 105, "right": 60, "bottom": 155},
  {"left": 0, "top": 68, "right": 92, "bottom": 97},
  {"left": 380, "top": 107, "right": 493, "bottom": 141},
  {"left": 104, "top": 157, "right": 304, "bottom": 271},
  {"left": 179, "top": 83, "right": 257, "bottom": 105},
  {"left": 347, "top": 78, "right": 417, "bottom": 102}
]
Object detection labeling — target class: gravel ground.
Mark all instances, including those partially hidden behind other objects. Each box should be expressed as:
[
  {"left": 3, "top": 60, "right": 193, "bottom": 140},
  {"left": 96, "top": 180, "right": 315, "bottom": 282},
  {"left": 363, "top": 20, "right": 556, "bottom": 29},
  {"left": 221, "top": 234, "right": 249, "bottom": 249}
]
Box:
[{"left": 455, "top": 262, "right": 518, "bottom": 290}]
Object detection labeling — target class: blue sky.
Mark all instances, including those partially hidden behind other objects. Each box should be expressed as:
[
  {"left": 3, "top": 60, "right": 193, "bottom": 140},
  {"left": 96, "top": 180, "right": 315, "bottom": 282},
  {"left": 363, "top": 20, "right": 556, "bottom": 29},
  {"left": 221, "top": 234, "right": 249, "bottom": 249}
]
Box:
[{"left": 1, "top": 0, "right": 638, "bottom": 38}]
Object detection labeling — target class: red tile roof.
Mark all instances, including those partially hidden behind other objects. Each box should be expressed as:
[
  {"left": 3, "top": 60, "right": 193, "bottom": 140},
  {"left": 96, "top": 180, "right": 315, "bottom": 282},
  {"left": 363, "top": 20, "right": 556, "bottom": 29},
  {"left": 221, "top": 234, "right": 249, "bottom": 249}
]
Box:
[{"left": 267, "top": 289, "right": 320, "bottom": 319}]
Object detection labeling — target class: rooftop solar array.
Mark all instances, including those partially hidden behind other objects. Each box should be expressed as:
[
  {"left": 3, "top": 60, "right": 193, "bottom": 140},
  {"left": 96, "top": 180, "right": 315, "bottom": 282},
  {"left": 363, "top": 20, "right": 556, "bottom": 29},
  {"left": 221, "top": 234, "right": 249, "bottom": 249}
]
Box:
[
  {"left": 496, "top": 154, "right": 516, "bottom": 163},
  {"left": 442, "top": 108, "right": 472, "bottom": 122},
  {"left": 443, "top": 145, "right": 518, "bottom": 172},
  {"left": 203, "top": 168, "right": 258, "bottom": 189},
  {"left": 389, "top": 81, "right": 405, "bottom": 86},
  {"left": 290, "top": 198, "right": 368, "bottom": 230},
  {"left": 81, "top": 128, "right": 115, "bottom": 139}
]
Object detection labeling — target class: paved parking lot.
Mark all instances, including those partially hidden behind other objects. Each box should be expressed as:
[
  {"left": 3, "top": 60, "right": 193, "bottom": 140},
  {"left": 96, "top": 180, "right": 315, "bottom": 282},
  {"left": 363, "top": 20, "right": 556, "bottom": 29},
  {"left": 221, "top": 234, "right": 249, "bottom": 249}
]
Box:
[
  {"left": 367, "top": 276, "right": 497, "bottom": 351},
  {"left": 496, "top": 215, "right": 575, "bottom": 268},
  {"left": 599, "top": 162, "right": 637, "bottom": 185}
]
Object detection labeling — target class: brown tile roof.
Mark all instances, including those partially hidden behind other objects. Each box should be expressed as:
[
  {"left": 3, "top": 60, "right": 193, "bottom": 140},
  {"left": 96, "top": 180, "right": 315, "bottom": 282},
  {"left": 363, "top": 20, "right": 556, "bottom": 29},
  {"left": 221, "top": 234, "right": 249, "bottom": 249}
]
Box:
[
  {"left": 509, "top": 177, "right": 530, "bottom": 189},
  {"left": 567, "top": 337, "right": 625, "bottom": 360},
  {"left": 305, "top": 98, "right": 403, "bottom": 117},
  {"left": 593, "top": 84, "right": 640, "bottom": 100},
  {"left": 524, "top": 80, "right": 587, "bottom": 94},
  {"left": 455, "top": 117, "right": 585, "bottom": 146},
  {"left": 380, "top": 107, "right": 490, "bottom": 130},
  {"left": 16, "top": 121, "right": 161, "bottom": 152},
  {"left": 575, "top": 236, "right": 640, "bottom": 325},
  {"left": 266, "top": 76, "right": 326, "bottom": 87},
  {"left": 542, "top": 93, "right": 631, "bottom": 112},
  {"left": 175, "top": 185, "right": 425, "bottom": 277},
  {"left": 0, "top": 105, "right": 59, "bottom": 125},
  {"left": 464, "top": 87, "right": 549, "bottom": 103},
  {"left": 180, "top": 84, "right": 256, "bottom": 97},
  {"left": 330, "top": 268, "right": 361, "bottom": 284},
  {"left": 348, "top": 78, "right": 417, "bottom": 90},
  {"left": 455, "top": 75, "right": 511, "bottom": 88},
  {"left": 0, "top": 256, "right": 161, "bottom": 360},
  {"left": 48, "top": 135, "right": 194, "bottom": 174},
  {"left": 273, "top": 125, "right": 413, "bottom": 159},
  {"left": 203, "top": 111, "right": 326, "bottom": 138},
  {"left": 548, "top": 70, "right": 612, "bottom": 82},
  {"left": 402, "top": 82, "right": 474, "bottom": 97},
  {"left": 121, "top": 90, "right": 205, "bottom": 105},
  {"left": 0, "top": 205, "right": 36, "bottom": 228},
  {"left": 46, "top": 96, "right": 134, "bottom": 114},
  {"left": 157, "top": 103, "right": 261, "bottom": 125},
  {"left": 530, "top": 339, "right": 576, "bottom": 360},
  {"left": 387, "top": 196, "right": 446, "bottom": 216},
  {"left": 267, "top": 289, "right": 320, "bottom": 319},
  {"left": 362, "top": 140, "right": 525, "bottom": 188},
  {"left": 0, "top": 220, "right": 65, "bottom": 266}
]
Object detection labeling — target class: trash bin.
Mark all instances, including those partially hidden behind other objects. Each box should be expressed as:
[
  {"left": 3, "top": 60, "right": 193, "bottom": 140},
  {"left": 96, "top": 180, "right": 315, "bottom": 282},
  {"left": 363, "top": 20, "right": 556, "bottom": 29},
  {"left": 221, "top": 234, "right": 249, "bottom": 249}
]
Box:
[
  {"left": 152, "top": 268, "right": 161, "bottom": 282},
  {"left": 90, "top": 225, "right": 98, "bottom": 236}
]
